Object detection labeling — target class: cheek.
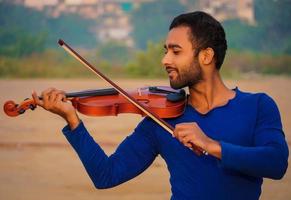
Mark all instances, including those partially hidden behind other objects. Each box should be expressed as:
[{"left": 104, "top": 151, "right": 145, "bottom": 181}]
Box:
[{"left": 176, "top": 55, "right": 195, "bottom": 72}]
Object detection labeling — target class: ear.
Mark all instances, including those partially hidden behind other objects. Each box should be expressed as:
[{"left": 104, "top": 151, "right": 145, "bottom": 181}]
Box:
[{"left": 199, "top": 47, "right": 215, "bottom": 65}]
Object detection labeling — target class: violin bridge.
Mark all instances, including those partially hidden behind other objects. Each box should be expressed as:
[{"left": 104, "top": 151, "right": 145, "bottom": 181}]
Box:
[{"left": 137, "top": 88, "right": 142, "bottom": 96}]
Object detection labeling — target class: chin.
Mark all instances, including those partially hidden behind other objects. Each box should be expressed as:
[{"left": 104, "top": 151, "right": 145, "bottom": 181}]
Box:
[{"left": 169, "top": 80, "right": 186, "bottom": 89}]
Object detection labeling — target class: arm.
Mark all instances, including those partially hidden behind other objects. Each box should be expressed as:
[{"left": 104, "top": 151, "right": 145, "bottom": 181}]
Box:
[
  {"left": 220, "top": 94, "right": 289, "bottom": 179},
  {"left": 174, "top": 94, "right": 288, "bottom": 179},
  {"left": 63, "top": 118, "right": 159, "bottom": 189},
  {"left": 32, "top": 88, "right": 159, "bottom": 188}
]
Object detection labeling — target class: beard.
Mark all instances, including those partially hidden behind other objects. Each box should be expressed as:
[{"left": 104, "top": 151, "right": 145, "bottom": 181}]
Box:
[{"left": 169, "top": 59, "right": 203, "bottom": 89}]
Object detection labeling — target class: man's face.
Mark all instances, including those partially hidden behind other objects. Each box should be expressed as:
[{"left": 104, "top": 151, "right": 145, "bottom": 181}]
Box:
[{"left": 162, "top": 26, "right": 203, "bottom": 89}]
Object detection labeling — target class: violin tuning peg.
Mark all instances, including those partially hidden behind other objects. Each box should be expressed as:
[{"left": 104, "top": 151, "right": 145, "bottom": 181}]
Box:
[
  {"left": 18, "top": 109, "right": 26, "bottom": 115},
  {"left": 29, "top": 104, "right": 36, "bottom": 110}
]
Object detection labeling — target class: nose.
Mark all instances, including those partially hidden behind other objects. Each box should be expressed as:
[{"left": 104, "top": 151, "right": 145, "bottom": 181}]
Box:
[{"left": 162, "top": 51, "right": 172, "bottom": 67}]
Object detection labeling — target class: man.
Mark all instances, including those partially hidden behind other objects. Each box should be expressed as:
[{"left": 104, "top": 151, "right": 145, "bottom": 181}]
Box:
[{"left": 32, "top": 11, "right": 288, "bottom": 199}]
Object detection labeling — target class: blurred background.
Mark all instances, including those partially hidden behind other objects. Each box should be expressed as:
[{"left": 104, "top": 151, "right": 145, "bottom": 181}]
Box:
[
  {"left": 0, "top": 0, "right": 290, "bottom": 78},
  {"left": 0, "top": 0, "right": 290, "bottom": 200}
]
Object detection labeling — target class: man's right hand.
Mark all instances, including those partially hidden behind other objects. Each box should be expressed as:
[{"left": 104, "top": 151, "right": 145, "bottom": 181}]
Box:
[{"left": 32, "top": 88, "right": 80, "bottom": 130}]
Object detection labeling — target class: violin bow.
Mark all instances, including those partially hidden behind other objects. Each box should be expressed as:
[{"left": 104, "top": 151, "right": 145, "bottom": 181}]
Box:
[{"left": 58, "top": 39, "right": 174, "bottom": 134}]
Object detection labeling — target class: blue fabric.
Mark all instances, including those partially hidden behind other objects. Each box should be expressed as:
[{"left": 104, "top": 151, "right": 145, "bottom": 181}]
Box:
[{"left": 63, "top": 88, "right": 289, "bottom": 200}]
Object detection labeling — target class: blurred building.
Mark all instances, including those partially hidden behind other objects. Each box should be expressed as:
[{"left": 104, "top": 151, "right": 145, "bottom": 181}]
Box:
[
  {"left": 7, "top": 0, "right": 154, "bottom": 46},
  {"left": 196, "top": 0, "right": 255, "bottom": 24},
  {"left": 6, "top": 0, "right": 255, "bottom": 46}
]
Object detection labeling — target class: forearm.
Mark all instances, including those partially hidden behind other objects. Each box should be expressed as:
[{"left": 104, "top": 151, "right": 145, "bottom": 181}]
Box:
[
  {"left": 220, "top": 140, "right": 289, "bottom": 179},
  {"left": 63, "top": 122, "right": 115, "bottom": 188},
  {"left": 62, "top": 120, "right": 158, "bottom": 189}
]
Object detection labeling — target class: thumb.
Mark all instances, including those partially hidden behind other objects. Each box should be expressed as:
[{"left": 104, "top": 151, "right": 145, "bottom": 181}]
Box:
[{"left": 32, "top": 90, "right": 44, "bottom": 107}]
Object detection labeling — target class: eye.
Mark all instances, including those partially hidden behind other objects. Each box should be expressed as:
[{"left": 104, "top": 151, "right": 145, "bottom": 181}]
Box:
[{"left": 173, "top": 51, "right": 180, "bottom": 55}]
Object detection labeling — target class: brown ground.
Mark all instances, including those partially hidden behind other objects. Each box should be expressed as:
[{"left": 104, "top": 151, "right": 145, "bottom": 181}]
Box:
[{"left": 0, "top": 77, "right": 290, "bottom": 200}]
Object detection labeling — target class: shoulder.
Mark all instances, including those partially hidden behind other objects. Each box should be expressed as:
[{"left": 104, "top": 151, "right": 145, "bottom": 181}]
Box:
[
  {"left": 236, "top": 88, "right": 281, "bottom": 122},
  {"left": 236, "top": 88, "right": 278, "bottom": 108}
]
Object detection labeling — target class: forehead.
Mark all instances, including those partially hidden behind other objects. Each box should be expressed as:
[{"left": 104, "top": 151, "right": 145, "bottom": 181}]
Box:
[{"left": 165, "top": 26, "right": 193, "bottom": 47}]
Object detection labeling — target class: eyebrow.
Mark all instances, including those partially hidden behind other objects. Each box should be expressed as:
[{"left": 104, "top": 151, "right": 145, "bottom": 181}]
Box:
[{"left": 163, "top": 43, "right": 182, "bottom": 49}]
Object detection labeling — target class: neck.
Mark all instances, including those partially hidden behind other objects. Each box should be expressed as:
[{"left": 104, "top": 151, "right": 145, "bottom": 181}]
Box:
[{"left": 188, "top": 70, "right": 235, "bottom": 114}]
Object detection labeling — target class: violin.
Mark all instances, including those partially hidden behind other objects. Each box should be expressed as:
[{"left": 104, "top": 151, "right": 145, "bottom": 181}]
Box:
[{"left": 4, "top": 86, "right": 186, "bottom": 118}]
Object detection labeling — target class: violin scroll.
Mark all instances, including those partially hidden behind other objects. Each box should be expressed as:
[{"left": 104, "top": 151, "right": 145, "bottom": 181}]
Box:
[{"left": 4, "top": 99, "right": 36, "bottom": 117}]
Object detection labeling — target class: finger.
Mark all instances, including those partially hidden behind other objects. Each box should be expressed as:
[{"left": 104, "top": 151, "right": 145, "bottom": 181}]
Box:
[
  {"left": 174, "top": 124, "right": 186, "bottom": 136},
  {"left": 53, "top": 90, "right": 66, "bottom": 102},
  {"left": 59, "top": 90, "right": 67, "bottom": 101},
  {"left": 55, "top": 93, "right": 65, "bottom": 104},
  {"left": 187, "top": 143, "right": 202, "bottom": 156},
  {"left": 176, "top": 122, "right": 195, "bottom": 129},
  {"left": 32, "top": 90, "right": 44, "bottom": 107},
  {"left": 185, "top": 143, "right": 193, "bottom": 148},
  {"left": 42, "top": 88, "right": 55, "bottom": 105},
  {"left": 177, "top": 131, "right": 191, "bottom": 143},
  {"left": 173, "top": 127, "right": 178, "bottom": 138},
  {"left": 180, "top": 134, "right": 202, "bottom": 155},
  {"left": 186, "top": 144, "right": 201, "bottom": 155},
  {"left": 182, "top": 135, "right": 203, "bottom": 152},
  {"left": 191, "top": 144, "right": 205, "bottom": 156},
  {"left": 50, "top": 90, "right": 60, "bottom": 103},
  {"left": 174, "top": 123, "right": 195, "bottom": 138},
  {"left": 193, "top": 148, "right": 202, "bottom": 156},
  {"left": 175, "top": 123, "right": 187, "bottom": 131},
  {"left": 180, "top": 134, "right": 194, "bottom": 146}
]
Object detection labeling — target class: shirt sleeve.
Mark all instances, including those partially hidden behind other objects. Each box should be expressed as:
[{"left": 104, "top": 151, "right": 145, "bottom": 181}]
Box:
[
  {"left": 220, "top": 94, "right": 289, "bottom": 179},
  {"left": 62, "top": 117, "right": 159, "bottom": 189}
]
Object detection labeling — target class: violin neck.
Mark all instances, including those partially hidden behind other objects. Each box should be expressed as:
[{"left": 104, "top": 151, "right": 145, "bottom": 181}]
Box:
[
  {"left": 66, "top": 88, "right": 118, "bottom": 98},
  {"left": 36, "top": 88, "right": 118, "bottom": 100}
]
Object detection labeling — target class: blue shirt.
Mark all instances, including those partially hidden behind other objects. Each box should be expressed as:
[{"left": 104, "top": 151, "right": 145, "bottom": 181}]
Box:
[{"left": 63, "top": 88, "right": 289, "bottom": 200}]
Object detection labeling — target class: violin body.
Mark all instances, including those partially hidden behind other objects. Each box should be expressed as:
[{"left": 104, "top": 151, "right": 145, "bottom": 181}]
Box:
[{"left": 71, "top": 86, "right": 186, "bottom": 118}]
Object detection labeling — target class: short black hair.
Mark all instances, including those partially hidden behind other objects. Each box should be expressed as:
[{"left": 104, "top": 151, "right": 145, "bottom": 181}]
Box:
[{"left": 169, "top": 11, "right": 227, "bottom": 70}]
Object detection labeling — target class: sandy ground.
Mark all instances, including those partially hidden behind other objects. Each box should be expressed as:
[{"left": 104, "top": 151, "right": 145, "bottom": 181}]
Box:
[{"left": 0, "top": 77, "right": 290, "bottom": 200}]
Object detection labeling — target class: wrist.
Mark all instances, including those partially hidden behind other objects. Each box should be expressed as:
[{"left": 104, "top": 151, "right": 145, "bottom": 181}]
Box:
[
  {"left": 205, "top": 139, "right": 222, "bottom": 159},
  {"left": 65, "top": 112, "right": 80, "bottom": 130}
]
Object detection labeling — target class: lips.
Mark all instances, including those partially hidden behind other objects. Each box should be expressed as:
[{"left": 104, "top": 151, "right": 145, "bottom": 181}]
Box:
[
  {"left": 165, "top": 67, "right": 178, "bottom": 80},
  {"left": 166, "top": 66, "right": 177, "bottom": 74}
]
